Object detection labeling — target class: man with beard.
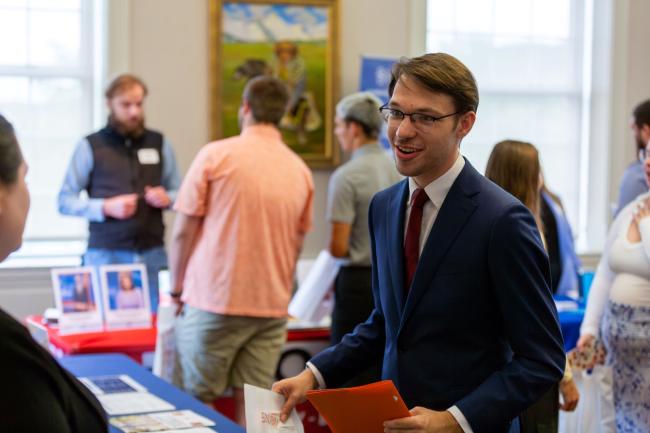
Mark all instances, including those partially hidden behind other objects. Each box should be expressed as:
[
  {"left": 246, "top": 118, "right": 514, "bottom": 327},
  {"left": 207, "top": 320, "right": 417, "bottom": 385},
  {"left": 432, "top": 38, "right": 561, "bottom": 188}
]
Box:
[
  {"left": 615, "top": 99, "right": 650, "bottom": 215},
  {"left": 58, "top": 74, "right": 180, "bottom": 310}
]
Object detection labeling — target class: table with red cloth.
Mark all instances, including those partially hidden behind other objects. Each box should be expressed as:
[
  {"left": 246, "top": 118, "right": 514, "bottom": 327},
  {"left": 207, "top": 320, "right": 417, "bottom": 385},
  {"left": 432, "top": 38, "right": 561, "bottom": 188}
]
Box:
[{"left": 25, "top": 315, "right": 332, "bottom": 433}]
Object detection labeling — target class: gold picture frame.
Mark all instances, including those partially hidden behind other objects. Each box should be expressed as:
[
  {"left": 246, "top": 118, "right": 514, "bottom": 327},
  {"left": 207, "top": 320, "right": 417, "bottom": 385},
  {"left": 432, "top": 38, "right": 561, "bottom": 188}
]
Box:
[{"left": 209, "top": 0, "right": 340, "bottom": 168}]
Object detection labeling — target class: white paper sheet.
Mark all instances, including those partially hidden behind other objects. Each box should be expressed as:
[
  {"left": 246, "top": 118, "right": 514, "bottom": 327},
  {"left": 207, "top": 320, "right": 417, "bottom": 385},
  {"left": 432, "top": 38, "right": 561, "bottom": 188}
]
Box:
[
  {"left": 244, "top": 384, "right": 304, "bottom": 433},
  {"left": 288, "top": 250, "right": 345, "bottom": 322},
  {"left": 153, "top": 303, "right": 177, "bottom": 381},
  {"left": 97, "top": 392, "right": 175, "bottom": 415},
  {"left": 555, "top": 299, "right": 580, "bottom": 312},
  {"left": 80, "top": 375, "right": 147, "bottom": 394},
  {"left": 110, "top": 410, "right": 215, "bottom": 432},
  {"left": 152, "top": 429, "right": 216, "bottom": 433}
]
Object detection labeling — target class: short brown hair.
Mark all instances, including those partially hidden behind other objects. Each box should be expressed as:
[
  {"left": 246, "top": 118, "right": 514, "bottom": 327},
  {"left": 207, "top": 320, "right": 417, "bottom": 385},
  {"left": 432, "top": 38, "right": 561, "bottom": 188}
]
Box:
[
  {"left": 242, "top": 76, "right": 289, "bottom": 125},
  {"left": 633, "top": 99, "right": 650, "bottom": 128},
  {"left": 388, "top": 53, "right": 479, "bottom": 114},
  {"left": 105, "top": 74, "right": 148, "bottom": 99}
]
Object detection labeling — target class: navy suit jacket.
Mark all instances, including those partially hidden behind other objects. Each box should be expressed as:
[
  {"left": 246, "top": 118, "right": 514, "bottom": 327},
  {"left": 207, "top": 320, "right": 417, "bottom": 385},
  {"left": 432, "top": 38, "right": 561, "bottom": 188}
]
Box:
[{"left": 311, "top": 160, "right": 565, "bottom": 433}]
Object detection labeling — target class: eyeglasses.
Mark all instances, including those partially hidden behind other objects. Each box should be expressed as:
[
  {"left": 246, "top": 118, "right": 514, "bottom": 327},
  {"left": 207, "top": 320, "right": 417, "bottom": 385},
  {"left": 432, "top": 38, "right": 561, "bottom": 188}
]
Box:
[{"left": 379, "top": 105, "right": 459, "bottom": 129}]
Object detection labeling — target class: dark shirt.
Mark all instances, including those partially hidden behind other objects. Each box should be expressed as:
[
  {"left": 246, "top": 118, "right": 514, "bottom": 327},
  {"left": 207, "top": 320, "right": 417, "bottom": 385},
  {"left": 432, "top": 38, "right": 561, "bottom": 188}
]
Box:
[
  {"left": 0, "top": 308, "right": 108, "bottom": 432},
  {"left": 540, "top": 196, "right": 561, "bottom": 294}
]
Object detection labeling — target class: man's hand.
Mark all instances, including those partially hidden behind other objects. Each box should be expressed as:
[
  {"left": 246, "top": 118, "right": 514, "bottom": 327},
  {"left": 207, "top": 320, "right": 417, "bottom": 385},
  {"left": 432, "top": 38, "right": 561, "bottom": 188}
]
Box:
[
  {"left": 171, "top": 291, "right": 184, "bottom": 316},
  {"left": 383, "top": 407, "right": 462, "bottom": 433},
  {"left": 559, "top": 377, "right": 580, "bottom": 412},
  {"left": 271, "top": 368, "right": 318, "bottom": 423},
  {"left": 144, "top": 185, "right": 171, "bottom": 209},
  {"left": 103, "top": 193, "right": 138, "bottom": 219}
]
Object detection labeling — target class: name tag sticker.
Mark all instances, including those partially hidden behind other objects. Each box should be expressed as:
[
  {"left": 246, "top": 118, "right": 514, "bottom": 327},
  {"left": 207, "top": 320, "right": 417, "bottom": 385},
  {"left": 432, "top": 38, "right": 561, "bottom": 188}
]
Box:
[{"left": 137, "top": 148, "right": 160, "bottom": 165}]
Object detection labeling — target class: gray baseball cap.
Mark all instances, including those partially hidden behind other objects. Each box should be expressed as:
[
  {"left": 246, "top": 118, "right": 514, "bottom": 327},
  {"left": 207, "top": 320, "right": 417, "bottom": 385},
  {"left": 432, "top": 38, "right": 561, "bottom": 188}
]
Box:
[{"left": 335, "top": 91, "right": 384, "bottom": 135}]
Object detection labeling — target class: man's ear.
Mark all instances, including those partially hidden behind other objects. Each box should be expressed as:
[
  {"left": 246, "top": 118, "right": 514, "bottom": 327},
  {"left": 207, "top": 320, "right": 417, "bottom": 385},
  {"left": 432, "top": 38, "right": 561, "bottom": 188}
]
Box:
[
  {"left": 240, "top": 99, "right": 251, "bottom": 115},
  {"left": 349, "top": 121, "right": 362, "bottom": 137},
  {"left": 0, "top": 186, "right": 5, "bottom": 216},
  {"left": 456, "top": 111, "right": 477, "bottom": 139},
  {"left": 641, "top": 124, "right": 650, "bottom": 143}
]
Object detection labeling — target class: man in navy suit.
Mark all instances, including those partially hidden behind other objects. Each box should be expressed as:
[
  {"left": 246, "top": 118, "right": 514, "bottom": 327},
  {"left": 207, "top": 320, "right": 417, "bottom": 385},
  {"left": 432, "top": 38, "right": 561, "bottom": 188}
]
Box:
[{"left": 273, "top": 53, "right": 565, "bottom": 433}]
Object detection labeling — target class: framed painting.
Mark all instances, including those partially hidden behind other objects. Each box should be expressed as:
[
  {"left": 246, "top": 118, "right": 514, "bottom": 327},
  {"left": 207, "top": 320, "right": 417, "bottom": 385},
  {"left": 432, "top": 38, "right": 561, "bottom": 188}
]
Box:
[{"left": 210, "top": 0, "right": 340, "bottom": 168}]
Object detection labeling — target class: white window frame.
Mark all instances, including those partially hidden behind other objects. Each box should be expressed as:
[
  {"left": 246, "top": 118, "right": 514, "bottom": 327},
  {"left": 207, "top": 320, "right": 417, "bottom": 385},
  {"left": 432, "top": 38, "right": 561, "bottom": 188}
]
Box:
[
  {"left": 0, "top": 0, "right": 107, "bottom": 268},
  {"left": 421, "top": 0, "right": 612, "bottom": 255}
]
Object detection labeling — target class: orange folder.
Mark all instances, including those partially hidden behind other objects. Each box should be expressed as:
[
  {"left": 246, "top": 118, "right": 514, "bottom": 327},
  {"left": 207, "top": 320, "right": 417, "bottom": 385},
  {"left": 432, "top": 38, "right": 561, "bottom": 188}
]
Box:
[{"left": 306, "top": 380, "right": 411, "bottom": 433}]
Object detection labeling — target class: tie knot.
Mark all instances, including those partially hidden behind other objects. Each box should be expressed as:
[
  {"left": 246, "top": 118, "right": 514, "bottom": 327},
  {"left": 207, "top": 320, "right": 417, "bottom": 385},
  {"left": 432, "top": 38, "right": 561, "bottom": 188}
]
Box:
[{"left": 411, "top": 188, "right": 429, "bottom": 209}]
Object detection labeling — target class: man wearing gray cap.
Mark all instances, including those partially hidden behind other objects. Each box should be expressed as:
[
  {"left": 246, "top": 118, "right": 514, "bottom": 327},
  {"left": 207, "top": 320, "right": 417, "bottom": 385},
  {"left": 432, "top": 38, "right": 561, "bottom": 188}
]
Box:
[{"left": 326, "top": 91, "right": 402, "bottom": 385}]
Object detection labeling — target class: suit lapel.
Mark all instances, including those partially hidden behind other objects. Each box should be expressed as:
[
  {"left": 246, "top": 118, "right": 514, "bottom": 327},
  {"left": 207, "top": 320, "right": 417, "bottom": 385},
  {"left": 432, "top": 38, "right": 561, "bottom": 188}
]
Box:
[
  {"left": 386, "top": 180, "right": 409, "bottom": 313},
  {"left": 399, "top": 161, "right": 481, "bottom": 329}
]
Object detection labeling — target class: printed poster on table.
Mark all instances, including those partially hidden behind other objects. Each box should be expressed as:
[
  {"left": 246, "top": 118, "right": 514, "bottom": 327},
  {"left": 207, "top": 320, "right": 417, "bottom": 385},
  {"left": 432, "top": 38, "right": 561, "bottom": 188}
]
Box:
[
  {"left": 100, "top": 264, "right": 152, "bottom": 330},
  {"left": 51, "top": 267, "right": 103, "bottom": 335}
]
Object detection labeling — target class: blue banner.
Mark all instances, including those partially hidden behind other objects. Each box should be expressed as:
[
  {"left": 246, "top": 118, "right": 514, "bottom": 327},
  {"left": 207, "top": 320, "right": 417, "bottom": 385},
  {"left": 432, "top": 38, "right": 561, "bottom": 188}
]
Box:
[{"left": 359, "top": 56, "right": 396, "bottom": 150}]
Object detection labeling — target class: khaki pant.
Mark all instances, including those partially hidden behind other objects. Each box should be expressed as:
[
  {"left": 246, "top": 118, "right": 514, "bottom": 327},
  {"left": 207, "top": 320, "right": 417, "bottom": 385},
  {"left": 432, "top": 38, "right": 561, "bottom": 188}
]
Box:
[{"left": 173, "top": 305, "right": 287, "bottom": 402}]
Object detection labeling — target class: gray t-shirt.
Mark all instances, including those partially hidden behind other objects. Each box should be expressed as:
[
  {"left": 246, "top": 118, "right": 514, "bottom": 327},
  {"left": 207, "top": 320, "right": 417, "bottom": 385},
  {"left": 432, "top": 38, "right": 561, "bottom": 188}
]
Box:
[{"left": 326, "top": 143, "right": 403, "bottom": 266}]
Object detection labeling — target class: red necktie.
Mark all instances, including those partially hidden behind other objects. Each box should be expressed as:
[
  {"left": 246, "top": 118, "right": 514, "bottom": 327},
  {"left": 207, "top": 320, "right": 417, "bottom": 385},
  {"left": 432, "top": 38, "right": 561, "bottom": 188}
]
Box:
[{"left": 404, "top": 188, "right": 429, "bottom": 292}]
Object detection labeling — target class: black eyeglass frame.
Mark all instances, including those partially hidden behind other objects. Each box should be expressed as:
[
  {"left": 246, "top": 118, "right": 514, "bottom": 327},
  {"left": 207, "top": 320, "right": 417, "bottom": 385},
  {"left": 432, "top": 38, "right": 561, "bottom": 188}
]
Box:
[{"left": 378, "top": 105, "right": 460, "bottom": 126}]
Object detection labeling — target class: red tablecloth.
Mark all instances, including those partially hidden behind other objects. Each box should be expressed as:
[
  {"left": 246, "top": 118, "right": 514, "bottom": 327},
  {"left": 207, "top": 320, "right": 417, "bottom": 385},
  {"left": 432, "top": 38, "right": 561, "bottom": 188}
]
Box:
[
  {"left": 26, "top": 315, "right": 330, "bottom": 362},
  {"left": 26, "top": 315, "right": 157, "bottom": 362}
]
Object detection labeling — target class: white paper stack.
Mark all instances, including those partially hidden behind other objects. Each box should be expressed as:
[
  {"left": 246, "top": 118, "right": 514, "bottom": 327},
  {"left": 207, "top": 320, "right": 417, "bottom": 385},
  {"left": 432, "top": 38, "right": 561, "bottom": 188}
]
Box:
[{"left": 288, "top": 250, "right": 345, "bottom": 322}]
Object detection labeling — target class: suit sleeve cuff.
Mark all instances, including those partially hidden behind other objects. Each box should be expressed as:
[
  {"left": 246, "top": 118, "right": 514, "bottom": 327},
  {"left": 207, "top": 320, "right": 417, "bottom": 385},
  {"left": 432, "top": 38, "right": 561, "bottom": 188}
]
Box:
[
  {"left": 447, "top": 406, "right": 474, "bottom": 433},
  {"left": 306, "top": 361, "right": 326, "bottom": 389}
]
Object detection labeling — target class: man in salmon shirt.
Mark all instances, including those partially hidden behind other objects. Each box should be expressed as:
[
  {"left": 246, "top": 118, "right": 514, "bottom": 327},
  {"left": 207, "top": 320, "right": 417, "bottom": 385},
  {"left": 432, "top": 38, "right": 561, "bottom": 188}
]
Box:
[{"left": 169, "top": 75, "right": 314, "bottom": 427}]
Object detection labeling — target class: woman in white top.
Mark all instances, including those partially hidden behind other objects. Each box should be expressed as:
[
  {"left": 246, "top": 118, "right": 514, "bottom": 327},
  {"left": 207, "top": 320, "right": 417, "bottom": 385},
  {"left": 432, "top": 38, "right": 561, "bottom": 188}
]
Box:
[{"left": 578, "top": 145, "right": 650, "bottom": 432}]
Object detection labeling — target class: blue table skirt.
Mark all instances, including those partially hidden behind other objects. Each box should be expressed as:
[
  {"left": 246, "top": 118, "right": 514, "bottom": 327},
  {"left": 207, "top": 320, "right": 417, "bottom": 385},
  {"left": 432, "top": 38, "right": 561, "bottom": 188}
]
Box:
[{"left": 558, "top": 308, "right": 584, "bottom": 352}]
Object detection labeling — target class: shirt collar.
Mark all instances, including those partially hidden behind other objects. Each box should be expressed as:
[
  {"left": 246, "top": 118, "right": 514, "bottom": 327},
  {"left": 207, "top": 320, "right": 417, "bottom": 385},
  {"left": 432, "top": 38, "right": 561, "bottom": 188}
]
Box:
[
  {"left": 350, "top": 142, "right": 383, "bottom": 160},
  {"left": 408, "top": 153, "right": 465, "bottom": 209},
  {"left": 241, "top": 124, "right": 283, "bottom": 140}
]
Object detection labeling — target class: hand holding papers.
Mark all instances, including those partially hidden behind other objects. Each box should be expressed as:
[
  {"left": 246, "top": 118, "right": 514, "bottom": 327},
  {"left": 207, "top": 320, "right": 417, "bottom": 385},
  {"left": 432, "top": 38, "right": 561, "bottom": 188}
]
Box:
[
  {"left": 306, "top": 380, "right": 410, "bottom": 433},
  {"left": 245, "top": 384, "right": 305, "bottom": 433}
]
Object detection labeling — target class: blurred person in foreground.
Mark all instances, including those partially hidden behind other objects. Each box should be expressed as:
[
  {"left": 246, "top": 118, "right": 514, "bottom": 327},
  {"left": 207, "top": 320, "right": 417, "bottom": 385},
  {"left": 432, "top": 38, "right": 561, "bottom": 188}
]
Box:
[{"left": 0, "top": 114, "right": 107, "bottom": 432}]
